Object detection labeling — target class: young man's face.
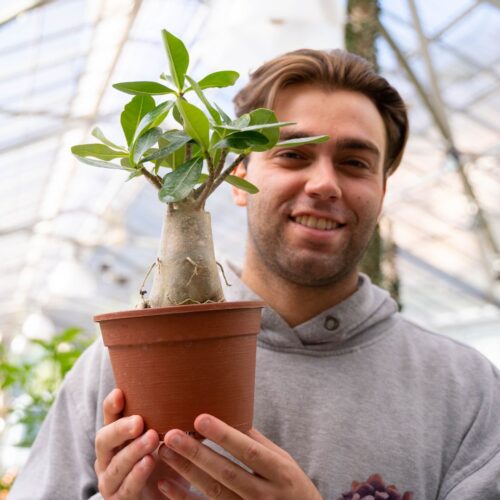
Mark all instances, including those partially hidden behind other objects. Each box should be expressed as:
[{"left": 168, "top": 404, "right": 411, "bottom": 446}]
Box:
[{"left": 233, "top": 84, "right": 387, "bottom": 287}]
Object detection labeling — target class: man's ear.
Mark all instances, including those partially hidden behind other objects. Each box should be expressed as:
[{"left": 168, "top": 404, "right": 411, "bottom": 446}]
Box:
[{"left": 231, "top": 162, "right": 249, "bottom": 207}]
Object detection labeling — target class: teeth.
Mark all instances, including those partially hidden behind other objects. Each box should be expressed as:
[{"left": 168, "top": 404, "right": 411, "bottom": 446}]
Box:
[{"left": 294, "top": 215, "right": 340, "bottom": 230}]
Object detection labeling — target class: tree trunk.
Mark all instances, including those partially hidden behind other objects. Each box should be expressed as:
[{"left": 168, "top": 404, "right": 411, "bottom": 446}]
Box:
[
  {"left": 345, "top": 0, "right": 379, "bottom": 69},
  {"left": 345, "top": 0, "right": 401, "bottom": 306},
  {"left": 147, "top": 208, "right": 225, "bottom": 307}
]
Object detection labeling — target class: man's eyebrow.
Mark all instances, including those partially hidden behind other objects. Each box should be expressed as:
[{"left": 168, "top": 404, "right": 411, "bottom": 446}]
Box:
[
  {"left": 278, "top": 130, "right": 317, "bottom": 141},
  {"left": 278, "top": 130, "right": 380, "bottom": 159},
  {"left": 335, "top": 138, "right": 380, "bottom": 158}
]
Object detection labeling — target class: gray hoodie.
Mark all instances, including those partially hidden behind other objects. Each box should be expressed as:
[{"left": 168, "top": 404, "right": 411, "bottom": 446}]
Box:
[{"left": 10, "top": 270, "right": 500, "bottom": 499}]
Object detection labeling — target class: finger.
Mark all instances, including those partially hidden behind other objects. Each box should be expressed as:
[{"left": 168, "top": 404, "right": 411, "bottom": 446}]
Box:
[
  {"left": 158, "top": 477, "right": 205, "bottom": 499},
  {"left": 162, "top": 431, "right": 255, "bottom": 499},
  {"left": 103, "top": 388, "right": 125, "bottom": 425},
  {"left": 246, "top": 428, "right": 291, "bottom": 460},
  {"left": 95, "top": 415, "right": 144, "bottom": 472},
  {"left": 114, "top": 453, "right": 156, "bottom": 499},
  {"left": 155, "top": 445, "right": 192, "bottom": 486},
  {"left": 193, "top": 414, "right": 283, "bottom": 479},
  {"left": 99, "top": 429, "right": 159, "bottom": 497}
]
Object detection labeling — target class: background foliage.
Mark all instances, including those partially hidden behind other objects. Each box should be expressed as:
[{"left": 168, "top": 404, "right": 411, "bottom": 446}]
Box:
[{"left": 0, "top": 328, "right": 93, "bottom": 494}]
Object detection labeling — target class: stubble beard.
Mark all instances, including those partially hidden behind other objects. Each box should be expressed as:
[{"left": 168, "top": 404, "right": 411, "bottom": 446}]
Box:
[{"left": 246, "top": 203, "right": 377, "bottom": 288}]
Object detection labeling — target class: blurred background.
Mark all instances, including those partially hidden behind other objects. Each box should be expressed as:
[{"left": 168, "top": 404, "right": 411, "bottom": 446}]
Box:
[{"left": 0, "top": 0, "right": 499, "bottom": 489}]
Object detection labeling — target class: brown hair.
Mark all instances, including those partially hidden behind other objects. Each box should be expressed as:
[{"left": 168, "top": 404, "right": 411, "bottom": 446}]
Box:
[{"left": 234, "top": 49, "right": 409, "bottom": 176}]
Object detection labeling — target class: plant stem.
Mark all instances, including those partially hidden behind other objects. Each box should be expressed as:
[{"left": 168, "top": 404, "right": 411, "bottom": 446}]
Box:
[
  {"left": 214, "top": 150, "right": 228, "bottom": 178},
  {"left": 140, "top": 167, "right": 162, "bottom": 190},
  {"left": 209, "top": 153, "right": 247, "bottom": 196},
  {"left": 205, "top": 152, "right": 215, "bottom": 175},
  {"left": 192, "top": 150, "right": 228, "bottom": 209}
]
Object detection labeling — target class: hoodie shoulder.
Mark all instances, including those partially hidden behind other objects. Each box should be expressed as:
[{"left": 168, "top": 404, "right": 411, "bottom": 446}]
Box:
[{"left": 388, "top": 312, "right": 500, "bottom": 387}]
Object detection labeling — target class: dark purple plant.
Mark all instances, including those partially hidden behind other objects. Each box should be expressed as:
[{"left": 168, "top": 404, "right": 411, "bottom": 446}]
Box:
[{"left": 337, "top": 473, "right": 414, "bottom": 500}]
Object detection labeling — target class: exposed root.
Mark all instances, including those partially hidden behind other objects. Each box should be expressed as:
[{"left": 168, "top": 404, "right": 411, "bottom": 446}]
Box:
[
  {"left": 138, "top": 260, "right": 159, "bottom": 307},
  {"left": 216, "top": 261, "right": 231, "bottom": 287},
  {"left": 167, "top": 294, "right": 224, "bottom": 306},
  {"left": 185, "top": 257, "right": 207, "bottom": 287},
  {"left": 137, "top": 289, "right": 151, "bottom": 309}
]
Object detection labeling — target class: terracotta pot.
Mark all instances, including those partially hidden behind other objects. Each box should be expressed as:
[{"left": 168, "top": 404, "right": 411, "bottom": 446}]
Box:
[{"left": 95, "top": 301, "right": 263, "bottom": 438}]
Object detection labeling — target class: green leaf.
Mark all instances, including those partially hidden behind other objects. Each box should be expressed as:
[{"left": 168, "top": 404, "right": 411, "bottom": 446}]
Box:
[
  {"left": 159, "top": 140, "right": 187, "bottom": 171},
  {"left": 195, "top": 71, "right": 239, "bottom": 89},
  {"left": 127, "top": 169, "right": 144, "bottom": 181},
  {"left": 176, "top": 98, "right": 210, "bottom": 151},
  {"left": 30, "top": 339, "right": 51, "bottom": 350},
  {"left": 214, "top": 103, "right": 232, "bottom": 124},
  {"left": 132, "top": 100, "right": 174, "bottom": 145},
  {"left": 247, "top": 108, "right": 281, "bottom": 151},
  {"left": 213, "top": 131, "right": 269, "bottom": 150},
  {"left": 156, "top": 132, "right": 191, "bottom": 170},
  {"left": 172, "top": 145, "right": 187, "bottom": 169},
  {"left": 185, "top": 75, "right": 221, "bottom": 124},
  {"left": 197, "top": 173, "right": 209, "bottom": 184},
  {"left": 214, "top": 121, "right": 294, "bottom": 133},
  {"left": 233, "top": 114, "right": 251, "bottom": 128},
  {"left": 162, "top": 129, "right": 192, "bottom": 142},
  {"left": 113, "top": 81, "right": 176, "bottom": 96},
  {"left": 71, "top": 144, "right": 127, "bottom": 160},
  {"left": 121, "top": 95, "right": 156, "bottom": 146},
  {"left": 209, "top": 130, "right": 223, "bottom": 167},
  {"left": 54, "top": 327, "right": 83, "bottom": 343},
  {"left": 91, "top": 127, "right": 127, "bottom": 152},
  {"left": 160, "top": 73, "right": 174, "bottom": 85},
  {"left": 121, "top": 157, "right": 132, "bottom": 169},
  {"left": 133, "top": 127, "right": 163, "bottom": 164},
  {"left": 172, "top": 104, "right": 183, "bottom": 125},
  {"left": 159, "top": 157, "right": 203, "bottom": 203},
  {"left": 141, "top": 131, "right": 190, "bottom": 163},
  {"left": 162, "top": 30, "right": 189, "bottom": 91},
  {"left": 224, "top": 175, "right": 259, "bottom": 194},
  {"left": 276, "top": 135, "right": 330, "bottom": 147},
  {"left": 72, "top": 154, "right": 132, "bottom": 171}
]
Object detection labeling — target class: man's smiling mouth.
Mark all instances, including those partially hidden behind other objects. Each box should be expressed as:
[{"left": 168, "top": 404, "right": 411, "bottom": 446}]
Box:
[{"left": 290, "top": 215, "right": 345, "bottom": 231}]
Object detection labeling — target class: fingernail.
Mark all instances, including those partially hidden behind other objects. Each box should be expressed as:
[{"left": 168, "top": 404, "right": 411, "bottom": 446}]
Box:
[
  {"left": 198, "top": 416, "right": 210, "bottom": 433},
  {"left": 167, "top": 432, "right": 181, "bottom": 448},
  {"left": 141, "top": 431, "right": 151, "bottom": 445},
  {"left": 158, "top": 479, "right": 172, "bottom": 495},
  {"left": 112, "top": 389, "right": 120, "bottom": 410},
  {"left": 128, "top": 416, "right": 138, "bottom": 432}
]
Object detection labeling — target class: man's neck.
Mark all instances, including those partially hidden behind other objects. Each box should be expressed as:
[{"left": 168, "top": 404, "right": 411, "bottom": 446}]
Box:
[{"left": 240, "top": 259, "right": 359, "bottom": 328}]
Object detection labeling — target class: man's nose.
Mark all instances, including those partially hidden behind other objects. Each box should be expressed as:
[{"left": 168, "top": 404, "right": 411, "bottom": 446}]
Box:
[{"left": 303, "top": 159, "right": 342, "bottom": 200}]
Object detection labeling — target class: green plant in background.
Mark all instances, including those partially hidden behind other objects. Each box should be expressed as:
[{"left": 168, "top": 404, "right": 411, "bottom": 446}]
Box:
[
  {"left": 0, "top": 327, "right": 92, "bottom": 448},
  {"left": 71, "top": 29, "right": 328, "bottom": 309},
  {"left": 0, "top": 327, "right": 92, "bottom": 494}
]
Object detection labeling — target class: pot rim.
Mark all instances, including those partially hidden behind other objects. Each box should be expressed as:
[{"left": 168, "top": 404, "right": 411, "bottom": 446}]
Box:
[{"left": 94, "top": 300, "right": 265, "bottom": 323}]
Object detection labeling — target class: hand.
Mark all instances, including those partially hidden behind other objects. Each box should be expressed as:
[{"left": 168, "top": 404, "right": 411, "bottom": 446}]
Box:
[
  {"left": 157, "top": 414, "right": 323, "bottom": 499},
  {"left": 94, "top": 388, "right": 160, "bottom": 499}
]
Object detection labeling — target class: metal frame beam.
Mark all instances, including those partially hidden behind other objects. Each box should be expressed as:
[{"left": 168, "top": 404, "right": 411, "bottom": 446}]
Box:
[
  {"left": 0, "top": 0, "right": 55, "bottom": 27},
  {"left": 378, "top": 17, "right": 500, "bottom": 266}
]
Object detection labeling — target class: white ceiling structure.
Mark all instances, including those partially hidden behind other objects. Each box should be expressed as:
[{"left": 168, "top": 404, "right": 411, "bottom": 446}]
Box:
[{"left": 0, "top": 0, "right": 499, "bottom": 364}]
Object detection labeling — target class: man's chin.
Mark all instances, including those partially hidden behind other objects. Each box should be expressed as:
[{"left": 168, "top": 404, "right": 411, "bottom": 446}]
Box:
[{"left": 271, "top": 256, "right": 356, "bottom": 288}]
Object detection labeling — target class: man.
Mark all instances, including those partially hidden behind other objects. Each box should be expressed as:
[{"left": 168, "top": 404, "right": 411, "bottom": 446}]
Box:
[{"left": 11, "top": 49, "right": 500, "bottom": 499}]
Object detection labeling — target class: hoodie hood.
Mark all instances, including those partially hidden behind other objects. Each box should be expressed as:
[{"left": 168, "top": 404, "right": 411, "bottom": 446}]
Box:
[{"left": 224, "top": 262, "right": 399, "bottom": 355}]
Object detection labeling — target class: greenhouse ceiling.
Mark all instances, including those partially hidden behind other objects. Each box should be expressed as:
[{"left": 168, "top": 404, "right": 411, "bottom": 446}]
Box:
[{"left": 0, "top": 0, "right": 499, "bottom": 361}]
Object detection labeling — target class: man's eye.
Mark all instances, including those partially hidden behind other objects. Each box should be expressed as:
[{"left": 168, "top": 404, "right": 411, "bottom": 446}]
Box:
[
  {"left": 277, "top": 151, "right": 304, "bottom": 160},
  {"left": 344, "top": 159, "right": 369, "bottom": 169}
]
